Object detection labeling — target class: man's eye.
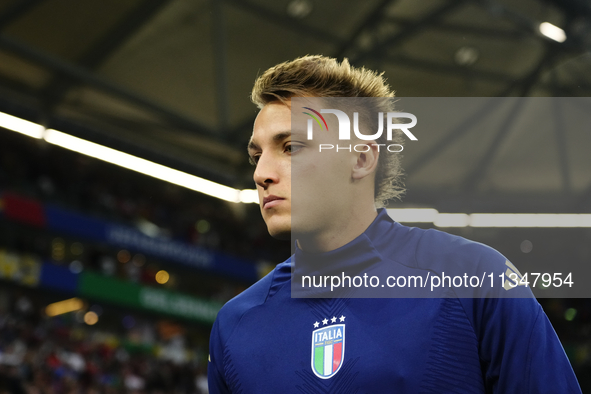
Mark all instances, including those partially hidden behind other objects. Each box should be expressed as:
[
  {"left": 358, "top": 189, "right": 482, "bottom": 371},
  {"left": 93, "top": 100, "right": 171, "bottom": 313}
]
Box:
[
  {"left": 286, "top": 144, "right": 302, "bottom": 154},
  {"left": 249, "top": 156, "right": 260, "bottom": 166}
]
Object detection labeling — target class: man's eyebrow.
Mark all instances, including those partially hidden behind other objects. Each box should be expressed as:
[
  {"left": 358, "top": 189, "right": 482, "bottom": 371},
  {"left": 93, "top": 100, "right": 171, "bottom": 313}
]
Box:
[
  {"left": 247, "top": 139, "right": 259, "bottom": 152},
  {"left": 273, "top": 131, "right": 291, "bottom": 142},
  {"left": 247, "top": 131, "right": 291, "bottom": 153}
]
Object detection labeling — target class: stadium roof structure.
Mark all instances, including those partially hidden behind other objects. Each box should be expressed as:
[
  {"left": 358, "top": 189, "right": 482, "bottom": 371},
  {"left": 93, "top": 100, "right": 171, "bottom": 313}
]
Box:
[{"left": 0, "top": 0, "right": 590, "bottom": 213}]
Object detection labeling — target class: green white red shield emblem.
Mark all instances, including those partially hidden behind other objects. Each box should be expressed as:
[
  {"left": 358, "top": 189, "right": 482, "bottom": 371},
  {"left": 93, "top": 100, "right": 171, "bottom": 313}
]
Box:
[{"left": 311, "top": 323, "right": 345, "bottom": 379}]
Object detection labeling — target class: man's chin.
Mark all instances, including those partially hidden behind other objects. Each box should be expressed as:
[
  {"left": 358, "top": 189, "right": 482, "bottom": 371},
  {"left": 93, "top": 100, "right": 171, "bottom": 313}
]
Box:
[{"left": 267, "top": 226, "right": 291, "bottom": 240}]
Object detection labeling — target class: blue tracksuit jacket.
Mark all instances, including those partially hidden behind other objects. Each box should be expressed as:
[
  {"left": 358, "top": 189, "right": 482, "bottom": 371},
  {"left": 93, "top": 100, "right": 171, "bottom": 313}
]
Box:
[{"left": 208, "top": 209, "right": 581, "bottom": 393}]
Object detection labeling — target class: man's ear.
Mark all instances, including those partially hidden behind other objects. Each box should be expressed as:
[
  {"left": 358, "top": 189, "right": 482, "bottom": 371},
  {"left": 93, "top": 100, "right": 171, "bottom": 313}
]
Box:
[{"left": 351, "top": 143, "right": 379, "bottom": 180}]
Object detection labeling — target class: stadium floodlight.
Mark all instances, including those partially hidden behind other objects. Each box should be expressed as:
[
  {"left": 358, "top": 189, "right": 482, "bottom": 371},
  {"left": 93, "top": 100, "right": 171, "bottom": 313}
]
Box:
[
  {"left": 0, "top": 110, "right": 259, "bottom": 203},
  {"left": 239, "top": 189, "right": 260, "bottom": 204},
  {"left": 470, "top": 213, "right": 591, "bottom": 228},
  {"left": 0, "top": 111, "right": 45, "bottom": 138},
  {"left": 387, "top": 208, "right": 438, "bottom": 223},
  {"left": 43, "top": 129, "right": 258, "bottom": 203},
  {"left": 539, "top": 22, "right": 566, "bottom": 43},
  {"left": 434, "top": 213, "right": 471, "bottom": 227},
  {"left": 387, "top": 210, "right": 591, "bottom": 228}
]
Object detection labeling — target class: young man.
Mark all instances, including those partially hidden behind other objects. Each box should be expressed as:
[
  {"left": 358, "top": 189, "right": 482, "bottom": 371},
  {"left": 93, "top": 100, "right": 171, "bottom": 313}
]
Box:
[{"left": 208, "top": 56, "right": 581, "bottom": 393}]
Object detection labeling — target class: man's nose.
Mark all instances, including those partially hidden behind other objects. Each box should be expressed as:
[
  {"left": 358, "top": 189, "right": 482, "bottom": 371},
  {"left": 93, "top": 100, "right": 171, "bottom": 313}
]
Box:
[{"left": 253, "top": 153, "right": 279, "bottom": 188}]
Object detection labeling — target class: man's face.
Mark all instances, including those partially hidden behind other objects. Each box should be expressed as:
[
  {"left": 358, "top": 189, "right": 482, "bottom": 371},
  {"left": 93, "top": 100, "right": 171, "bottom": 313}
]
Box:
[
  {"left": 249, "top": 102, "right": 293, "bottom": 239},
  {"left": 249, "top": 100, "right": 358, "bottom": 240}
]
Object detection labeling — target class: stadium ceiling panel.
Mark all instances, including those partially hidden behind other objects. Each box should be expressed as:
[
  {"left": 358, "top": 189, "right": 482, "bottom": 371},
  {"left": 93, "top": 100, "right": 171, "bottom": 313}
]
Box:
[{"left": 0, "top": 0, "right": 589, "bottom": 211}]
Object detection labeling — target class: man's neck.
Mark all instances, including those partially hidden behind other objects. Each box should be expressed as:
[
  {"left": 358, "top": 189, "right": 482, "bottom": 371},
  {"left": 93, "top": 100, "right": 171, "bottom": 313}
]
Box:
[{"left": 296, "top": 206, "right": 378, "bottom": 254}]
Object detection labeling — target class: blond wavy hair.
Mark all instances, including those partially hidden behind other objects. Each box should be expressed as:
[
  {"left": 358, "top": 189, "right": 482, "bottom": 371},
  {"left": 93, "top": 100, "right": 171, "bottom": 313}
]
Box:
[{"left": 251, "top": 55, "right": 404, "bottom": 207}]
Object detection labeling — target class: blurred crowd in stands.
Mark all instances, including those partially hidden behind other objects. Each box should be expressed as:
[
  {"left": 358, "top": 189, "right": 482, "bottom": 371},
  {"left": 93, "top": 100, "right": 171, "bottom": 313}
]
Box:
[
  {"left": 0, "top": 288, "right": 210, "bottom": 394},
  {"left": 0, "top": 127, "right": 290, "bottom": 393}
]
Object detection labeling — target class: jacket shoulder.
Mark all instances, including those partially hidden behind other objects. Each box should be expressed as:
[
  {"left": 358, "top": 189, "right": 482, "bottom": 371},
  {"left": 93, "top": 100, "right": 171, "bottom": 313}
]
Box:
[
  {"left": 215, "top": 258, "right": 291, "bottom": 341},
  {"left": 415, "top": 227, "right": 507, "bottom": 273}
]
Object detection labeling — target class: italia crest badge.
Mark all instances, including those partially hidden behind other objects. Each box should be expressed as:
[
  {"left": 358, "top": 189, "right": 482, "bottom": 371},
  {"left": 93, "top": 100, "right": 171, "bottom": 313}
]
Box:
[{"left": 311, "top": 316, "right": 345, "bottom": 379}]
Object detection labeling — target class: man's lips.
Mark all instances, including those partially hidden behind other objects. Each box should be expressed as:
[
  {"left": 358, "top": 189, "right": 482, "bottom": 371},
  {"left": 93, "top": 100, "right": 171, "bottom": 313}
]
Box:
[{"left": 263, "top": 195, "right": 285, "bottom": 209}]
